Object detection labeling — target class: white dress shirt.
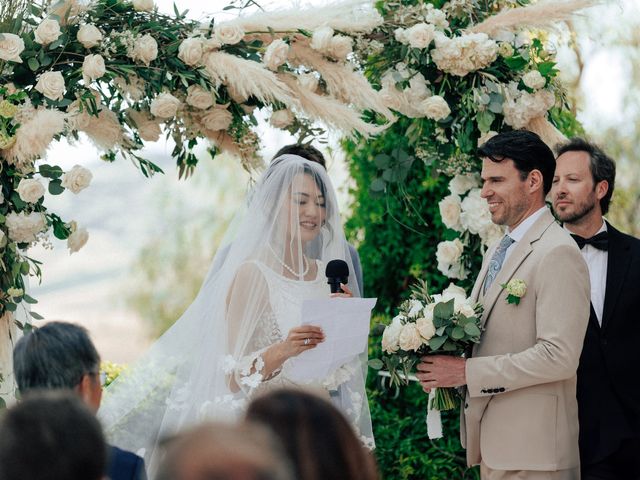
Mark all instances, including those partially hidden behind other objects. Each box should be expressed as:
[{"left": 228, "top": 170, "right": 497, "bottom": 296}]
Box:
[
  {"left": 568, "top": 221, "right": 608, "bottom": 325},
  {"left": 504, "top": 206, "right": 548, "bottom": 263}
]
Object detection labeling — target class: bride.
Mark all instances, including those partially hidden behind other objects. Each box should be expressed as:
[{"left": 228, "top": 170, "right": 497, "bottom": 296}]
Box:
[{"left": 99, "top": 154, "right": 373, "bottom": 475}]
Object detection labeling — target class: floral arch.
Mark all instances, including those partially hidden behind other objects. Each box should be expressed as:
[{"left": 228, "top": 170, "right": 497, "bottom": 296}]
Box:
[{"left": 0, "top": 0, "right": 594, "bottom": 403}]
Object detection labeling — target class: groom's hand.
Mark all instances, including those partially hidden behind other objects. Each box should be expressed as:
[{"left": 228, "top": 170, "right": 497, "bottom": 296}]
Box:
[{"left": 416, "top": 355, "right": 466, "bottom": 392}]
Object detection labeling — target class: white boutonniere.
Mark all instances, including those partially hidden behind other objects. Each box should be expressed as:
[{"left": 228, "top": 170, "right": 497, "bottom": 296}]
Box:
[{"left": 501, "top": 279, "right": 526, "bottom": 305}]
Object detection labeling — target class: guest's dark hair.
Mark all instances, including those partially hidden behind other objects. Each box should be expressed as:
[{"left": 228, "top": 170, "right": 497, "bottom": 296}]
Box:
[
  {"left": 246, "top": 389, "right": 379, "bottom": 480},
  {"left": 273, "top": 144, "right": 326, "bottom": 169},
  {"left": 13, "top": 321, "right": 100, "bottom": 394},
  {"left": 555, "top": 137, "right": 616, "bottom": 214},
  {"left": 478, "top": 130, "right": 556, "bottom": 194},
  {"left": 0, "top": 391, "right": 107, "bottom": 480}
]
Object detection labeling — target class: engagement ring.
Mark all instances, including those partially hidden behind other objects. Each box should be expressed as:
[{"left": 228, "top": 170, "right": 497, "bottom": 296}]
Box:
[{"left": 304, "top": 338, "right": 310, "bottom": 346}]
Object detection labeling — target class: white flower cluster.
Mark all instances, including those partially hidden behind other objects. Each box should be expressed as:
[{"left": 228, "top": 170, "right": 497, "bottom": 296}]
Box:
[
  {"left": 5, "top": 212, "right": 47, "bottom": 244},
  {"left": 502, "top": 81, "right": 555, "bottom": 129},
  {"left": 310, "top": 26, "right": 353, "bottom": 61},
  {"left": 379, "top": 67, "right": 450, "bottom": 120},
  {"left": 431, "top": 32, "right": 498, "bottom": 77}
]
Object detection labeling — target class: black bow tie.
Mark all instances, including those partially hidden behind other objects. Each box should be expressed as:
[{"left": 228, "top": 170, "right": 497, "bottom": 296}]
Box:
[{"left": 571, "top": 231, "right": 609, "bottom": 251}]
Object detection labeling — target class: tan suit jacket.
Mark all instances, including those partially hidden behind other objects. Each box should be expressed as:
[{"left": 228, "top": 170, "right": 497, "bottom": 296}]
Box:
[{"left": 461, "top": 209, "right": 590, "bottom": 471}]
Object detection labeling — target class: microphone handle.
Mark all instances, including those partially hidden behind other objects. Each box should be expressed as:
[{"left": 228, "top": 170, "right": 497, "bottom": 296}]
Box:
[{"left": 328, "top": 276, "right": 349, "bottom": 294}]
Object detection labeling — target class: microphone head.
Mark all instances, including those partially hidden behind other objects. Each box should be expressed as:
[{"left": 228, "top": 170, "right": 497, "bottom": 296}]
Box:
[{"left": 325, "top": 259, "right": 349, "bottom": 278}]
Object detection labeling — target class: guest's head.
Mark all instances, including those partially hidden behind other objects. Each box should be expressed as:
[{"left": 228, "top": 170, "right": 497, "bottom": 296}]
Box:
[
  {"left": 552, "top": 138, "right": 616, "bottom": 225},
  {"left": 0, "top": 390, "right": 107, "bottom": 480},
  {"left": 13, "top": 321, "right": 102, "bottom": 412},
  {"left": 245, "top": 389, "right": 378, "bottom": 480},
  {"left": 156, "top": 422, "right": 292, "bottom": 480},
  {"left": 478, "top": 130, "right": 555, "bottom": 229},
  {"left": 272, "top": 144, "right": 326, "bottom": 169}
]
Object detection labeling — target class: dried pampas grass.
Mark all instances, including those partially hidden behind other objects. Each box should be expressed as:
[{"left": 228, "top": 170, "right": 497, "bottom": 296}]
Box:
[
  {"left": 82, "top": 107, "right": 124, "bottom": 151},
  {"left": 221, "top": 0, "right": 382, "bottom": 34},
  {"left": 469, "top": 0, "right": 600, "bottom": 36},
  {"left": 526, "top": 116, "right": 567, "bottom": 152},
  {"left": 289, "top": 41, "right": 395, "bottom": 122},
  {"left": 280, "top": 74, "right": 387, "bottom": 138},
  {"left": 203, "top": 51, "right": 294, "bottom": 108}
]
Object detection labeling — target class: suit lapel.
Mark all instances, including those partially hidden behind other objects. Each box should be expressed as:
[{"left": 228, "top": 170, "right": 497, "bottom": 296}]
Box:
[
  {"left": 471, "top": 244, "right": 495, "bottom": 303},
  {"left": 601, "top": 222, "right": 632, "bottom": 331},
  {"left": 479, "top": 211, "right": 556, "bottom": 329}
]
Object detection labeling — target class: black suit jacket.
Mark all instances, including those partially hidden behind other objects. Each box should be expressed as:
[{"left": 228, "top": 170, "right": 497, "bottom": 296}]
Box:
[
  {"left": 576, "top": 222, "right": 640, "bottom": 465},
  {"left": 108, "top": 445, "right": 147, "bottom": 480}
]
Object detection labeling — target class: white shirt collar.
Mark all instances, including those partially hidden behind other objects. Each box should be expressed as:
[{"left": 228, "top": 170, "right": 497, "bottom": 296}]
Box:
[{"left": 507, "top": 206, "right": 548, "bottom": 243}]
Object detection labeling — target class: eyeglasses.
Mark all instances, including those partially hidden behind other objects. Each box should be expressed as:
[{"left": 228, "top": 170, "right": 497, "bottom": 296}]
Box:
[{"left": 90, "top": 370, "right": 107, "bottom": 386}]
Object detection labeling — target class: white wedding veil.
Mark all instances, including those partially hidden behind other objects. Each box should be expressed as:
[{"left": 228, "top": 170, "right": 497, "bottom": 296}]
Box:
[{"left": 98, "top": 155, "right": 372, "bottom": 476}]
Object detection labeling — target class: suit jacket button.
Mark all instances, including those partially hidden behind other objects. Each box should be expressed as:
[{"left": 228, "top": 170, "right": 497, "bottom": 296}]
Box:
[
  {"left": 464, "top": 402, "right": 469, "bottom": 409},
  {"left": 499, "top": 388, "right": 505, "bottom": 392}
]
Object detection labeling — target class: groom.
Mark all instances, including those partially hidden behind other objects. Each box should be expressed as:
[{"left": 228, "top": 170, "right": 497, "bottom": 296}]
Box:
[{"left": 417, "top": 130, "right": 590, "bottom": 479}]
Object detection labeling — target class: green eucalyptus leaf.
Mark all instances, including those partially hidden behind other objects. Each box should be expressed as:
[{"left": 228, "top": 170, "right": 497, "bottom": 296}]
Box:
[
  {"left": 27, "top": 57, "right": 40, "bottom": 71},
  {"left": 428, "top": 335, "right": 447, "bottom": 351},
  {"left": 451, "top": 326, "right": 465, "bottom": 340},
  {"left": 374, "top": 154, "right": 390, "bottom": 169},
  {"left": 368, "top": 358, "right": 384, "bottom": 370},
  {"left": 22, "top": 294, "right": 38, "bottom": 305},
  {"left": 370, "top": 178, "right": 386, "bottom": 192},
  {"left": 464, "top": 323, "right": 481, "bottom": 337},
  {"left": 48, "top": 179, "right": 65, "bottom": 195},
  {"left": 29, "top": 311, "right": 44, "bottom": 320}
]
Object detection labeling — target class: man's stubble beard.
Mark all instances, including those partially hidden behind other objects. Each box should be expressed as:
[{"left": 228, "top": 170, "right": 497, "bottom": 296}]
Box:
[{"left": 556, "top": 191, "right": 598, "bottom": 224}]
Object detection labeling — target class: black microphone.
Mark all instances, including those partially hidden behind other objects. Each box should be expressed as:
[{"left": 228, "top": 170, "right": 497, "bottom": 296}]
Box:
[{"left": 326, "top": 259, "right": 349, "bottom": 294}]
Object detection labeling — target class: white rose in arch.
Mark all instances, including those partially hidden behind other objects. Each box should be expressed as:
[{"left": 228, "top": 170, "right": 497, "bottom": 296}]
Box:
[
  {"left": 186, "top": 85, "right": 214, "bottom": 110},
  {"left": 200, "top": 108, "right": 233, "bottom": 131},
  {"left": 328, "top": 35, "right": 352, "bottom": 60},
  {"left": 399, "top": 322, "right": 422, "bottom": 351},
  {"left": 132, "top": 0, "right": 154, "bottom": 11},
  {"left": 0, "top": 33, "right": 25, "bottom": 63},
  {"left": 150, "top": 93, "right": 181, "bottom": 119},
  {"left": 34, "top": 19, "right": 62, "bottom": 45},
  {"left": 130, "top": 34, "right": 158, "bottom": 65},
  {"left": 68, "top": 227, "right": 89, "bottom": 253},
  {"left": 394, "top": 28, "right": 409, "bottom": 45},
  {"left": 5, "top": 212, "right": 47, "bottom": 244},
  {"left": 270, "top": 109, "right": 294, "bottom": 129},
  {"left": 522, "top": 70, "right": 546, "bottom": 90},
  {"left": 421, "top": 95, "right": 450, "bottom": 121},
  {"left": 16, "top": 178, "right": 45, "bottom": 204},
  {"left": 310, "top": 26, "right": 334, "bottom": 52},
  {"left": 263, "top": 39, "right": 289, "bottom": 71},
  {"left": 178, "top": 37, "right": 204, "bottom": 66},
  {"left": 436, "top": 238, "right": 464, "bottom": 266},
  {"left": 297, "top": 72, "right": 319, "bottom": 93},
  {"left": 477, "top": 130, "right": 498, "bottom": 147},
  {"left": 405, "top": 23, "right": 435, "bottom": 49},
  {"left": 438, "top": 194, "right": 463, "bottom": 231},
  {"left": 77, "top": 24, "right": 103, "bottom": 49},
  {"left": 382, "top": 315, "right": 404, "bottom": 353},
  {"left": 82, "top": 54, "right": 106, "bottom": 83},
  {"left": 449, "top": 173, "right": 480, "bottom": 195},
  {"left": 35, "top": 71, "right": 66, "bottom": 101},
  {"left": 214, "top": 24, "right": 244, "bottom": 45},
  {"left": 61, "top": 165, "right": 93, "bottom": 194}
]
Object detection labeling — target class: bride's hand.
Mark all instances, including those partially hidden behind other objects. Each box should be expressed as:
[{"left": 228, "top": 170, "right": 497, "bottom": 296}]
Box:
[
  {"left": 330, "top": 283, "right": 353, "bottom": 298},
  {"left": 280, "top": 325, "right": 325, "bottom": 359}
]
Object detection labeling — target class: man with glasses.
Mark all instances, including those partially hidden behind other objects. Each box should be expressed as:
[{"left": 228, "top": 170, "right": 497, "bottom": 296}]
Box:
[{"left": 13, "top": 321, "right": 146, "bottom": 480}]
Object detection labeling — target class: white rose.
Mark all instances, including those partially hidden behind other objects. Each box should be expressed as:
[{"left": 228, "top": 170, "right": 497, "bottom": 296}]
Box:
[
  {"left": 394, "top": 28, "right": 408, "bottom": 44},
  {"left": 379, "top": 87, "right": 405, "bottom": 111},
  {"left": 200, "top": 108, "right": 233, "bottom": 131},
  {"left": 35, "top": 71, "right": 66, "bottom": 101},
  {"left": 522, "top": 70, "right": 546, "bottom": 90},
  {"left": 67, "top": 227, "right": 89, "bottom": 253},
  {"left": 405, "top": 23, "right": 435, "bottom": 49},
  {"left": 407, "top": 299, "right": 423, "bottom": 318},
  {"left": 214, "top": 23, "right": 244, "bottom": 45},
  {"left": 5, "top": 211, "right": 47, "bottom": 244},
  {"left": 458, "top": 302, "right": 476, "bottom": 318},
  {"left": 178, "top": 37, "right": 203, "bottom": 66},
  {"left": 497, "top": 42, "right": 514, "bottom": 58},
  {"left": 61, "top": 165, "right": 93, "bottom": 194},
  {"left": 77, "top": 24, "right": 103, "bottom": 49},
  {"left": 270, "top": 109, "right": 294, "bottom": 129},
  {"left": 132, "top": 0, "right": 154, "bottom": 11},
  {"left": 477, "top": 130, "right": 498, "bottom": 147},
  {"left": 479, "top": 222, "right": 504, "bottom": 247},
  {"left": 263, "top": 39, "right": 289, "bottom": 71},
  {"left": 310, "top": 26, "right": 334, "bottom": 52},
  {"left": 328, "top": 35, "right": 352, "bottom": 60},
  {"left": 416, "top": 316, "right": 436, "bottom": 341},
  {"left": 460, "top": 189, "right": 492, "bottom": 234},
  {"left": 381, "top": 315, "right": 403, "bottom": 353},
  {"left": 297, "top": 72, "right": 318, "bottom": 93},
  {"left": 442, "top": 283, "right": 468, "bottom": 307},
  {"left": 425, "top": 7, "right": 449, "bottom": 29},
  {"left": 186, "top": 85, "right": 214, "bottom": 110},
  {"left": 421, "top": 95, "right": 450, "bottom": 120},
  {"left": 399, "top": 323, "right": 423, "bottom": 351},
  {"left": 0, "top": 33, "right": 25, "bottom": 63},
  {"left": 439, "top": 194, "right": 463, "bottom": 231},
  {"left": 150, "top": 93, "right": 180, "bottom": 118},
  {"left": 203, "top": 37, "right": 222, "bottom": 52},
  {"left": 131, "top": 34, "right": 158, "bottom": 65},
  {"left": 128, "top": 108, "right": 162, "bottom": 142},
  {"left": 34, "top": 19, "right": 62, "bottom": 45},
  {"left": 16, "top": 178, "right": 45, "bottom": 204},
  {"left": 436, "top": 238, "right": 464, "bottom": 266},
  {"left": 449, "top": 173, "right": 480, "bottom": 195},
  {"left": 82, "top": 54, "right": 106, "bottom": 83}
]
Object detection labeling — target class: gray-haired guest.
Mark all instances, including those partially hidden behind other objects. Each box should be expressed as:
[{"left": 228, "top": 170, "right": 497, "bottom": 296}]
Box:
[{"left": 13, "top": 321, "right": 147, "bottom": 480}]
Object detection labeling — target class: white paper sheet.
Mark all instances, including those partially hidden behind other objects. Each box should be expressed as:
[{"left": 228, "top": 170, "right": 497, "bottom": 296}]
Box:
[{"left": 286, "top": 297, "right": 377, "bottom": 382}]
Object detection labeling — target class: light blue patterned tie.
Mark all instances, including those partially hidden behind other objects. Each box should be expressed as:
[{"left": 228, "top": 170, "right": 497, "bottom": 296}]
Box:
[{"left": 483, "top": 235, "right": 515, "bottom": 295}]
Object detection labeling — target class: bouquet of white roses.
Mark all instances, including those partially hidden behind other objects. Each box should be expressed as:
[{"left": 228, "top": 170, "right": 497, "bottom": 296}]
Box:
[{"left": 380, "top": 280, "right": 483, "bottom": 413}]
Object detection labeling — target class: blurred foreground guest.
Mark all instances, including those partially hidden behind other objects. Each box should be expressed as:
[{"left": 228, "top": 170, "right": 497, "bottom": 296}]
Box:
[
  {"left": 0, "top": 391, "right": 107, "bottom": 480},
  {"left": 156, "top": 422, "right": 292, "bottom": 480},
  {"left": 246, "top": 389, "right": 379, "bottom": 480},
  {"left": 13, "top": 321, "right": 146, "bottom": 480}
]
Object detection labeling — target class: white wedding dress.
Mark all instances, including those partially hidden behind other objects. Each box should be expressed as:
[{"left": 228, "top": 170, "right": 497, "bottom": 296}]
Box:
[{"left": 99, "top": 156, "right": 373, "bottom": 477}]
